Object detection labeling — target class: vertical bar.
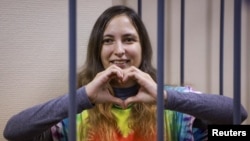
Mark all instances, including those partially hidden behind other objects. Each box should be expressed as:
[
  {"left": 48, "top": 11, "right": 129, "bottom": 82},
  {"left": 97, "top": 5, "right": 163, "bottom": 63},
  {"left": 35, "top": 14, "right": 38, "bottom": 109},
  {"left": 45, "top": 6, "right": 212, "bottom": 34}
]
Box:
[
  {"left": 180, "top": 0, "right": 185, "bottom": 86},
  {"left": 219, "top": 0, "right": 224, "bottom": 95},
  {"left": 69, "top": 0, "right": 77, "bottom": 140},
  {"left": 157, "top": 0, "right": 164, "bottom": 141},
  {"left": 233, "top": 0, "right": 241, "bottom": 124},
  {"left": 138, "top": 0, "right": 142, "bottom": 18}
]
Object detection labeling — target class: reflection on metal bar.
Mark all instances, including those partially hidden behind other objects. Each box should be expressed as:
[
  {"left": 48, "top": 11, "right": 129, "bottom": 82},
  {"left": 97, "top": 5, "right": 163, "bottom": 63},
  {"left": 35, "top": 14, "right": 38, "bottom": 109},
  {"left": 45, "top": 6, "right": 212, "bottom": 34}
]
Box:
[
  {"left": 219, "top": 0, "right": 224, "bottom": 95},
  {"left": 157, "top": 0, "right": 165, "bottom": 141},
  {"left": 180, "top": 0, "right": 185, "bottom": 86},
  {"left": 69, "top": 0, "right": 77, "bottom": 140},
  {"left": 233, "top": 0, "right": 242, "bottom": 125}
]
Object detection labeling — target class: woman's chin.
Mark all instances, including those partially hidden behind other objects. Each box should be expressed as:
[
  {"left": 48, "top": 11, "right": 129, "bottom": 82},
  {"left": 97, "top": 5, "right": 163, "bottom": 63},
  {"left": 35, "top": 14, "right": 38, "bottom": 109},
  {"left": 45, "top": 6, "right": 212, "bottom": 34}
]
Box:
[{"left": 110, "top": 80, "right": 136, "bottom": 88}]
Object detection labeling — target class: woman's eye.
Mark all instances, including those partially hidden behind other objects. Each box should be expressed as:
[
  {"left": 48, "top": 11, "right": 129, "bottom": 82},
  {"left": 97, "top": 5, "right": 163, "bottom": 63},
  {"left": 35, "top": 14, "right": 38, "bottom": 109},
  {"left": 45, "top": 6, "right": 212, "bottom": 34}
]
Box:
[
  {"left": 124, "top": 38, "right": 135, "bottom": 43},
  {"left": 103, "top": 39, "right": 113, "bottom": 45}
]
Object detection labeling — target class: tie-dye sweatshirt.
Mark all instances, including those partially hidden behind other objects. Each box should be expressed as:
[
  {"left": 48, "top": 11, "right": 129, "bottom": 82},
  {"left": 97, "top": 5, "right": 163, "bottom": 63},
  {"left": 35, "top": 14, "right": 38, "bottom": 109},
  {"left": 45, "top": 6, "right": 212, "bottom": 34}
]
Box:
[
  {"left": 4, "top": 85, "right": 247, "bottom": 141},
  {"left": 51, "top": 86, "right": 207, "bottom": 141}
]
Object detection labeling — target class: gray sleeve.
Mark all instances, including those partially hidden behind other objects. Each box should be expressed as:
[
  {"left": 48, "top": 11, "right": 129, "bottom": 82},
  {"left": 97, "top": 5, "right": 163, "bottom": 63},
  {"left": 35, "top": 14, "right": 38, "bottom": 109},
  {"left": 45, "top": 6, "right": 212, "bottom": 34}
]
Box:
[
  {"left": 3, "top": 86, "right": 93, "bottom": 141},
  {"left": 165, "top": 90, "right": 248, "bottom": 124}
]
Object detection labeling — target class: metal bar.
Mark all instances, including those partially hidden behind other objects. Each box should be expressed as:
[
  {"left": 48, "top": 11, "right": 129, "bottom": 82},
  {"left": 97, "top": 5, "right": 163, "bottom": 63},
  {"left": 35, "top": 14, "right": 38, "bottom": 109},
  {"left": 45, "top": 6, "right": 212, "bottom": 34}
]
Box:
[
  {"left": 157, "top": 0, "right": 165, "bottom": 140},
  {"left": 219, "top": 0, "right": 224, "bottom": 95},
  {"left": 69, "top": 0, "right": 77, "bottom": 140},
  {"left": 138, "top": 0, "right": 142, "bottom": 18},
  {"left": 233, "top": 0, "right": 242, "bottom": 125},
  {"left": 180, "top": 0, "right": 185, "bottom": 86}
]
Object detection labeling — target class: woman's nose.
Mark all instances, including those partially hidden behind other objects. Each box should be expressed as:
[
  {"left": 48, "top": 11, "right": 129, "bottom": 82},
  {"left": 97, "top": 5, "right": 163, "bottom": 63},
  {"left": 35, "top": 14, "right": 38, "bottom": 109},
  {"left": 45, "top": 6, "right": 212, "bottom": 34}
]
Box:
[{"left": 114, "top": 42, "right": 125, "bottom": 56}]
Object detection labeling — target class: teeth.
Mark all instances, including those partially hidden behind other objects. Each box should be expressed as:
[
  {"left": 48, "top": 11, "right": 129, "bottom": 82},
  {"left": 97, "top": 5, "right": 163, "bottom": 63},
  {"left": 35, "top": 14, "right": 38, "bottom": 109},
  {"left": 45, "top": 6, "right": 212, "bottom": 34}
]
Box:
[{"left": 113, "top": 60, "right": 127, "bottom": 64}]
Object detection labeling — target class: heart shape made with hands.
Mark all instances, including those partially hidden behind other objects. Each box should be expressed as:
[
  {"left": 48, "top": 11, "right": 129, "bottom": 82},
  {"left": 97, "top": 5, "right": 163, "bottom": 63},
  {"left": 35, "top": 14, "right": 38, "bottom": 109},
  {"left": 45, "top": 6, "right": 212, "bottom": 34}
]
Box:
[
  {"left": 98, "top": 67, "right": 157, "bottom": 109},
  {"left": 86, "top": 66, "right": 158, "bottom": 109}
]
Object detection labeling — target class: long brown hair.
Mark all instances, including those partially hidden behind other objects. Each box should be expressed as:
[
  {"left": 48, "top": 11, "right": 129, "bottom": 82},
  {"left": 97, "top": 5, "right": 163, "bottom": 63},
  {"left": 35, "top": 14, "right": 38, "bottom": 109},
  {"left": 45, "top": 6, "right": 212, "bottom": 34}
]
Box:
[{"left": 78, "top": 5, "right": 157, "bottom": 141}]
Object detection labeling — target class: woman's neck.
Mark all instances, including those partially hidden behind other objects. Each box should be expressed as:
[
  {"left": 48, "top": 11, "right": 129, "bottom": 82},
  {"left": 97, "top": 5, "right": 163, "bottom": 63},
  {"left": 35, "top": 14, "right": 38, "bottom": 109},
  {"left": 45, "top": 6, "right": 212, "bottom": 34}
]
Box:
[
  {"left": 110, "top": 79, "right": 136, "bottom": 88},
  {"left": 112, "top": 84, "right": 139, "bottom": 100}
]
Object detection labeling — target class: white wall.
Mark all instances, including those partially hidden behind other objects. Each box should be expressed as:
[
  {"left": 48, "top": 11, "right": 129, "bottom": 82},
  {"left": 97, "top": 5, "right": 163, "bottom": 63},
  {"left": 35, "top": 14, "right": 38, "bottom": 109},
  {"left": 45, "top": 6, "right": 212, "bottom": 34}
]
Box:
[
  {"left": 0, "top": 0, "right": 249, "bottom": 140},
  {"left": 0, "top": 1, "right": 113, "bottom": 140},
  {"left": 141, "top": 0, "right": 250, "bottom": 124}
]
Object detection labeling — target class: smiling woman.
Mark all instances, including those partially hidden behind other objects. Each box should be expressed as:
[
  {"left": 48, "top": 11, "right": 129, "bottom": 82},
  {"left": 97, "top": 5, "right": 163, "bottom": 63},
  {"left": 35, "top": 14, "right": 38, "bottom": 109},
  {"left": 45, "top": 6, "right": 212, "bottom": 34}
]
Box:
[
  {"left": 101, "top": 14, "right": 142, "bottom": 85},
  {"left": 3, "top": 5, "right": 248, "bottom": 141}
]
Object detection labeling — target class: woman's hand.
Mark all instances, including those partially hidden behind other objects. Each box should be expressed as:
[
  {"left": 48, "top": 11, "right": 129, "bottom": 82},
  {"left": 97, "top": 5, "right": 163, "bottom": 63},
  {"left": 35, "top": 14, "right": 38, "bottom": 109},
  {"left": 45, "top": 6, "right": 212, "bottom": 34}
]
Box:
[
  {"left": 85, "top": 65, "right": 167, "bottom": 108},
  {"left": 85, "top": 65, "right": 125, "bottom": 108}
]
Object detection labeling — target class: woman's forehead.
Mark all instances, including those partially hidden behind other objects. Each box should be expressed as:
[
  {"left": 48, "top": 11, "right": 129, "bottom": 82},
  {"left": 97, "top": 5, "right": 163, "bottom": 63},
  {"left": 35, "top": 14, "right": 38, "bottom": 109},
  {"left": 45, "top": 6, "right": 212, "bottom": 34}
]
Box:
[{"left": 103, "top": 15, "right": 138, "bottom": 36}]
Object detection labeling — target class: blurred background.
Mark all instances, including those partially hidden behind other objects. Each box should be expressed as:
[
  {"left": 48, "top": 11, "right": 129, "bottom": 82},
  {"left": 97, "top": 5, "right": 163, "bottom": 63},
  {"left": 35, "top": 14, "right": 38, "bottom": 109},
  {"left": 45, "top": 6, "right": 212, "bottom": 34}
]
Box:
[{"left": 0, "top": 0, "right": 249, "bottom": 140}]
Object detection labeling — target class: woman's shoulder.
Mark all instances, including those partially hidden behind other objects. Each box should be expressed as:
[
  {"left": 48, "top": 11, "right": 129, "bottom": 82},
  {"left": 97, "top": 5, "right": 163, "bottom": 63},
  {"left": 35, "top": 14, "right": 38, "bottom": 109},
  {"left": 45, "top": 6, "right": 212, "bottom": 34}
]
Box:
[{"left": 165, "top": 85, "right": 202, "bottom": 94}]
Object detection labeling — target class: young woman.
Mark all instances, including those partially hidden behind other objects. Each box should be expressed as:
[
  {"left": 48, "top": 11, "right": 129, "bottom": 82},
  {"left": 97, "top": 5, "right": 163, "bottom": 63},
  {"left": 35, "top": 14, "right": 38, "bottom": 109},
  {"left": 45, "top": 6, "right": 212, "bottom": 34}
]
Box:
[{"left": 4, "top": 5, "right": 248, "bottom": 141}]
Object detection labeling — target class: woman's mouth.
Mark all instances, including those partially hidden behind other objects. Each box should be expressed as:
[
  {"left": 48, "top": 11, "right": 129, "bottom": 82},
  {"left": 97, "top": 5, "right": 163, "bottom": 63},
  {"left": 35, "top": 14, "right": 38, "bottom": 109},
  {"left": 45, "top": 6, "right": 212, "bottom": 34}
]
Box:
[{"left": 110, "top": 60, "right": 130, "bottom": 67}]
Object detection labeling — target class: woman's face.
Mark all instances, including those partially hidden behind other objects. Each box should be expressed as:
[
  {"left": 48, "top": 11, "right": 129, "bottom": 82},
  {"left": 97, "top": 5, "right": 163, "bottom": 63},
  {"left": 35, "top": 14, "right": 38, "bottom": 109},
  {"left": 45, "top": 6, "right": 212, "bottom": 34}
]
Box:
[{"left": 101, "top": 14, "right": 142, "bottom": 70}]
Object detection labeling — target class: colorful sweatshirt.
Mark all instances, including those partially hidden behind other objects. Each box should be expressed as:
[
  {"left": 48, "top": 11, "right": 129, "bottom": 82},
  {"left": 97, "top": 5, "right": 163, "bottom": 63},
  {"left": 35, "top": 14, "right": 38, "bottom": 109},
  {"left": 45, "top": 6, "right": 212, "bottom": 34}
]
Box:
[
  {"left": 51, "top": 86, "right": 207, "bottom": 141},
  {"left": 4, "top": 85, "right": 247, "bottom": 141}
]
